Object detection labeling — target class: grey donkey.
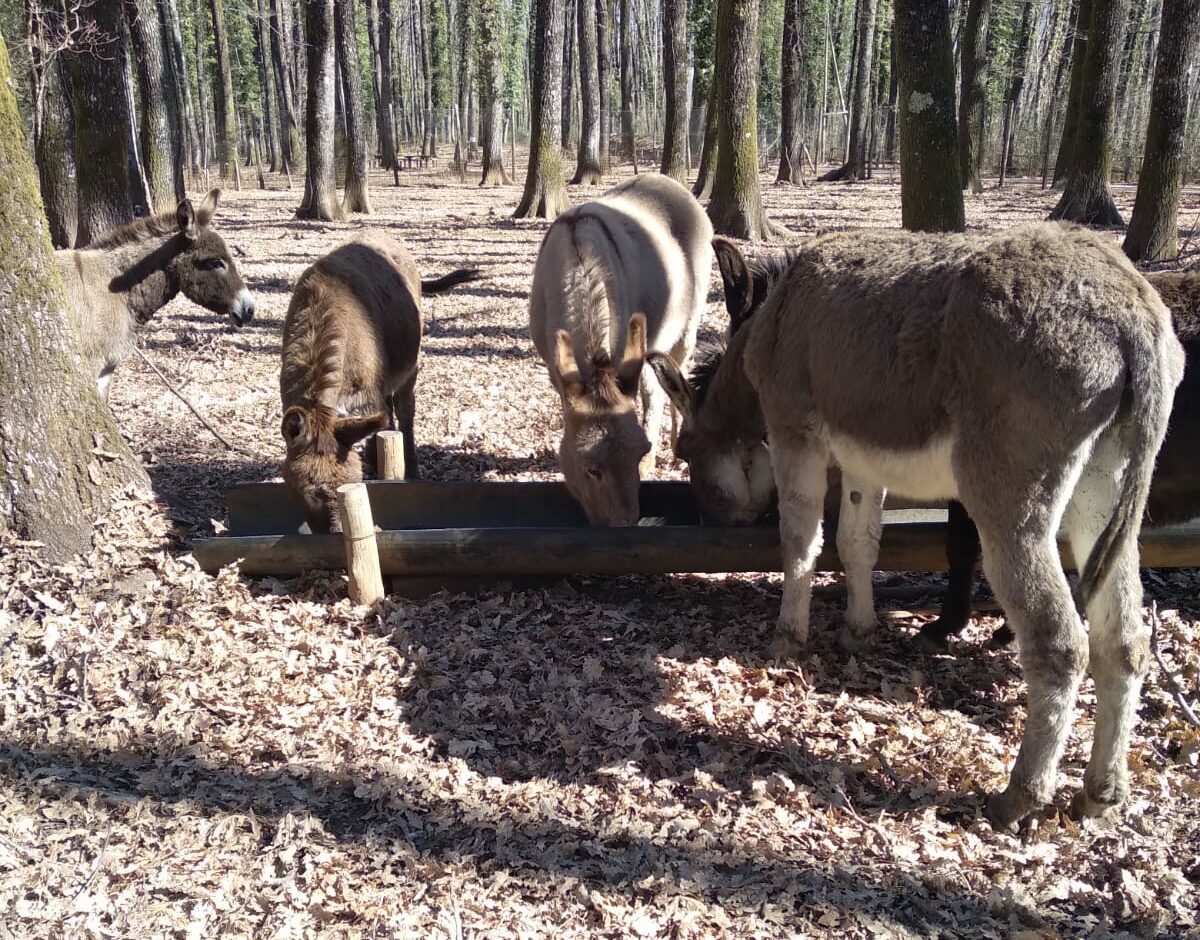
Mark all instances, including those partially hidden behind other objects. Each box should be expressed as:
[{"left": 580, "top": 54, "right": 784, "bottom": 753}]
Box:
[
  {"left": 529, "top": 174, "right": 713, "bottom": 526},
  {"left": 650, "top": 223, "right": 1184, "bottom": 830}
]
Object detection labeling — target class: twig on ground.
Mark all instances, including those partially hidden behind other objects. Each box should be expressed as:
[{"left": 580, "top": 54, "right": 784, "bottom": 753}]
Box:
[
  {"left": 67, "top": 822, "right": 114, "bottom": 907},
  {"left": 1149, "top": 601, "right": 1200, "bottom": 728}
]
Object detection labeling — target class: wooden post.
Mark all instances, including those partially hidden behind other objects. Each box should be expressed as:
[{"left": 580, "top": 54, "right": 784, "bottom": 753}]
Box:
[
  {"left": 376, "top": 430, "right": 406, "bottom": 480},
  {"left": 336, "top": 482, "right": 385, "bottom": 604}
]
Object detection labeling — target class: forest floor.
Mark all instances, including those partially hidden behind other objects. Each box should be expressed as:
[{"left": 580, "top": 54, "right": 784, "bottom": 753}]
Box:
[{"left": 3, "top": 161, "right": 1200, "bottom": 939}]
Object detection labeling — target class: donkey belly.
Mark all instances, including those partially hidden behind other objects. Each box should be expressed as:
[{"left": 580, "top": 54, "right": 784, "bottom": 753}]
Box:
[{"left": 828, "top": 433, "right": 959, "bottom": 502}]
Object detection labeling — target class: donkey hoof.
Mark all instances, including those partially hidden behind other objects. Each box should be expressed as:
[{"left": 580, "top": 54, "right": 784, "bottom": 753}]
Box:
[
  {"left": 770, "top": 629, "right": 807, "bottom": 660},
  {"left": 835, "top": 619, "right": 876, "bottom": 655},
  {"left": 1068, "top": 787, "right": 1123, "bottom": 822},
  {"left": 912, "top": 627, "right": 951, "bottom": 655},
  {"left": 985, "top": 624, "right": 1016, "bottom": 650},
  {"left": 985, "top": 788, "right": 1038, "bottom": 833}
]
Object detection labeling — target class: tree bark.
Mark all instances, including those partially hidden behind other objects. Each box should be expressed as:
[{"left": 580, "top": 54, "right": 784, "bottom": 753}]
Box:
[
  {"left": 894, "top": 0, "right": 965, "bottom": 232},
  {"left": 161, "top": 0, "right": 199, "bottom": 177},
  {"left": 26, "top": 4, "right": 78, "bottom": 248},
  {"left": 0, "top": 35, "right": 147, "bottom": 559},
  {"left": 1049, "top": 0, "right": 1130, "bottom": 226},
  {"left": 619, "top": 0, "right": 635, "bottom": 160},
  {"left": 252, "top": 0, "right": 281, "bottom": 172},
  {"left": 775, "top": 0, "right": 807, "bottom": 183},
  {"left": 125, "top": 0, "right": 178, "bottom": 212},
  {"left": 61, "top": 0, "right": 137, "bottom": 246},
  {"left": 818, "top": 0, "right": 877, "bottom": 181},
  {"left": 707, "top": 0, "right": 782, "bottom": 239},
  {"left": 514, "top": 0, "right": 570, "bottom": 219},
  {"left": 375, "top": 0, "right": 399, "bottom": 169},
  {"left": 597, "top": 0, "right": 611, "bottom": 171},
  {"left": 1124, "top": 0, "right": 1200, "bottom": 261},
  {"left": 562, "top": 0, "right": 576, "bottom": 150},
  {"left": 297, "top": 0, "right": 344, "bottom": 220},
  {"left": 453, "top": 0, "right": 472, "bottom": 172},
  {"left": 998, "top": 0, "right": 1034, "bottom": 181},
  {"left": 957, "top": 0, "right": 991, "bottom": 193},
  {"left": 660, "top": 0, "right": 689, "bottom": 182},
  {"left": 1052, "top": 0, "right": 1093, "bottom": 185},
  {"left": 270, "top": 0, "right": 302, "bottom": 171},
  {"left": 334, "top": 0, "right": 371, "bottom": 212},
  {"left": 692, "top": 50, "right": 719, "bottom": 198},
  {"left": 478, "top": 0, "right": 510, "bottom": 185},
  {"left": 572, "top": 0, "right": 604, "bottom": 184},
  {"left": 207, "top": 0, "right": 241, "bottom": 188}
]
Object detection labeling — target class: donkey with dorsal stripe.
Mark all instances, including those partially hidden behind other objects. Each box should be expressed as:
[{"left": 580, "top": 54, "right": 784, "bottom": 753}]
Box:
[
  {"left": 57, "top": 189, "right": 255, "bottom": 400},
  {"left": 650, "top": 223, "right": 1184, "bottom": 830},
  {"left": 529, "top": 174, "right": 713, "bottom": 526},
  {"left": 280, "top": 231, "right": 480, "bottom": 532}
]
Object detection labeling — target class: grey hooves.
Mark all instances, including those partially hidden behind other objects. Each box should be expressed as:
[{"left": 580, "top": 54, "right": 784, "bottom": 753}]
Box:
[
  {"left": 835, "top": 620, "right": 876, "bottom": 655},
  {"left": 985, "top": 787, "right": 1039, "bottom": 833},
  {"left": 770, "top": 632, "right": 806, "bottom": 660},
  {"left": 1068, "top": 789, "right": 1121, "bottom": 822}
]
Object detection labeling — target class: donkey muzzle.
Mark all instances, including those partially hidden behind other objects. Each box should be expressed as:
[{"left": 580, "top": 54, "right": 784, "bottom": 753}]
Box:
[{"left": 229, "top": 289, "right": 256, "bottom": 327}]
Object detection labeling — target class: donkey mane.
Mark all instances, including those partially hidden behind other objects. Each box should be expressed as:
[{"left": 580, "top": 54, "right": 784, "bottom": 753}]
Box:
[
  {"left": 88, "top": 210, "right": 184, "bottom": 249},
  {"left": 564, "top": 247, "right": 614, "bottom": 364},
  {"left": 688, "top": 341, "right": 727, "bottom": 410},
  {"left": 282, "top": 275, "right": 346, "bottom": 409}
]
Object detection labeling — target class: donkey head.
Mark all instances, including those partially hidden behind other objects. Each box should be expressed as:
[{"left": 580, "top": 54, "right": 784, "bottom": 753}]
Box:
[
  {"left": 555, "top": 313, "right": 651, "bottom": 527},
  {"left": 280, "top": 406, "right": 388, "bottom": 533},
  {"left": 168, "top": 189, "right": 255, "bottom": 327},
  {"left": 712, "top": 236, "right": 792, "bottom": 338},
  {"left": 648, "top": 349, "right": 774, "bottom": 526}
]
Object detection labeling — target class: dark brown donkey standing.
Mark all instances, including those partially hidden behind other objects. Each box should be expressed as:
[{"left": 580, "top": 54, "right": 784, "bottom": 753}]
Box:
[
  {"left": 58, "top": 189, "right": 255, "bottom": 399},
  {"left": 279, "top": 231, "right": 480, "bottom": 532}
]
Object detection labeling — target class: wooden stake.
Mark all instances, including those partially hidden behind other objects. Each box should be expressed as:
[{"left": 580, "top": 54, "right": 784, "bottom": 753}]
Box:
[
  {"left": 336, "top": 483, "right": 385, "bottom": 605},
  {"left": 376, "top": 431, "right": 406, "bottom": 480}
]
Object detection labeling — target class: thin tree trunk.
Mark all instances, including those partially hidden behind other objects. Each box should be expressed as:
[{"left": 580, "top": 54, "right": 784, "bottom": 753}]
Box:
[
  {"left": 297, "top": 0, "right": 344, "bottom": 219},
  {"left": 514, "top": 0, "right": 570, "bottom": 218},
  {"left": 161, "top": 0, "right": 200, "bottom": 177},
  {"left": 208, "top": 0, "right": 241, "bottom": 188},
  {"left": 335, "top": 0, "right": 371, "bottom": 212},
  {"left": 660, "top": 0, "right": 689, "bottom": 182},
  {"left": 0, "top": 34, "right": 147, "bottom": 559},
  {"left": 377, "top": 0, "right": 399, "bottom": 169},
  {"left": 998, "top": 0, "right": 1034, "bottom": 179},
  {"left": 693, "top": 60, "right": 719, "bottom": 198},
  {"left": 125, "top": 0, "right": 177, "bottom": 212},
  {"left": 818, "top": 0, "right": 877, "bottom": 180},
  {"left": 1124, "top": 0, "right": 1200, "bottom": 260},
  {"left": 26, "top": 4, "right": 77, "bottom": 247},
  {"left": 894, "top": 0, "right": 965, "bottom": 231},
  {"left": 562, "top": 0, "right": 576, "bottom": 149},
  {"left": 478, "top": 0, "right": 510, "bottom": 185},
  {"left": 597, "top": 0, "right": 611, "bottom": 171},
  {"left": 776, "top": 0, "right": 807, "bottom": 183},
  {"left": 270, "top": 0, "right": 301, "bottom": 171},
  {"left": 120, "top": 16, "right": 152, "bottom": 213},
  {"left": 619, "top": 0, "right": 635, "bottom": 160},
  {"left": 453, "top": 0, "right": 471, "bottom": 172},
  {"left": 573, "top": 0, "right": 604, "bottom": 183},
  {"left": 253, "top": 0, "right": 281, "bottom": 172},
  {"left": 957, "top": 0, "right": 991, "bottom": 193},
  {"left": 1052, "top": 0, "right": 1093, "bottom": 185}
]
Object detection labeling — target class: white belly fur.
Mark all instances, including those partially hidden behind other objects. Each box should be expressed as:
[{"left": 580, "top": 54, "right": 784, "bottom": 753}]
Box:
[{"left": 829, "top": 433, "right": 959, "bottom": 502}]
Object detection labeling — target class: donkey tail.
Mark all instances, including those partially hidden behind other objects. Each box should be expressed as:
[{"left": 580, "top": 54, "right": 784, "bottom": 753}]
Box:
[
  {"left": 422, "top": 268, "right": 482, "bottom": 294},
  {"left": 1075, "top": 317, "right": 1178, "bottom": 609}
]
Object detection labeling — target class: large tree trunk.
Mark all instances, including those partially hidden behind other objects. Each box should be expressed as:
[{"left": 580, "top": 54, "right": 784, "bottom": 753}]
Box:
[
  {"left": 270, "top": 0, "right": 302, "bottom": 172},
  {"left": 894, "top": 0, "right": 965, "bottom": 232},
  {"left": 775, "top": 0, "right": 807, "bottom": 184},
  {"left": 1049, "top": 0, "right": 1129, "bottom": 226},
  {"left": 61, "top": 0, "right": 137, "bottom": 246},
  {"left": 478, "top": 0, "right": 510, "bottom": 185},
  {"left": 957, "top": 0, "right": 991, "bottom": 193},
  {"left": 819, "top": 0, "right": 876, "bottom": 181},
  {"left": 1052, "top": 0, "right": 1093, "bottom": 185},
  {"left": 707, "top": 0, "right": 781, "bottom": 239},
  {"left": 514, "top": 0, "right": 569, "bottom": 218},
  {"left": 660, "top": 0, "right": 689, "bottom": 182},
  {"left": 297, "top": 0, "right": 344, "bottom": 220},
  {"left": 125, "top": 0, "right": 177, "bottom": 212},
  {"left": 0, "top": 35, "right": 146, "bottom": 560},
  {"left": 597, "top": 0, "right": 611, "bottom": 171},
  {"left": 572, "top": 0, "right": 604, "bottom": 184},
  {"left": 26, "top": 4, "right": 78, "bottom": 248},
  {"left": 334, "top": 0, "right": 371, "bottom": 212},
  {"left": 207, "top": 0, "right": 241, "bottom": 188},
  {"left": 618, "top": 0, "right": 635, "bottom": 161},
  {"left": 376, "top": 0, "right": 399, "bottom": 170},
  {"left": 1124, "top": 0, "right": 1200, "bottom": 261}
]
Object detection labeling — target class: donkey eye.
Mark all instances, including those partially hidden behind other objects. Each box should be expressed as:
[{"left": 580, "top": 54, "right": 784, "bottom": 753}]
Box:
[
  {"left": 585, "top": 467, "right": 602, "bottom": 480},
  {"left": 200, "top": 258, "right": 227, "bottom": 271}
]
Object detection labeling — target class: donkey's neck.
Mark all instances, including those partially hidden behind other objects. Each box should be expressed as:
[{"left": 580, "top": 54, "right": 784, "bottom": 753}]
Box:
[
  {"left": 700, "top": 328, "right": 767, "bottom": 442},
  {"left": 107, "top": 238, "right": 182, "bottom": 324}
]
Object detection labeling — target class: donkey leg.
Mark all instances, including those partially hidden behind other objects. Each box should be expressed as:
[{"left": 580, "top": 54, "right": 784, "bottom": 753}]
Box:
[
  {"left": 639, "top": 371, "right": 668, "bottom": 477},
  {"left": 835, "top": 474, "right": 885, "bottom": 653},
  {"left": 398, "top": 375, "right": 420, "bottom": 480},
  {"left": 770, "top": 439, "right": 829, "bottom": 655},
  {"left": 1063, "top": 441, "right": 1147, "bottom": 819},
  {"left": 917, "top": 500, "right": 981, "bottom": 651}
]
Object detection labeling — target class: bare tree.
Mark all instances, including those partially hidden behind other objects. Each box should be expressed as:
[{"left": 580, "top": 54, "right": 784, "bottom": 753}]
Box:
[
  {"left": 819, "top": 0, "right": 877, "bottom": 181},
  {"left": 1052, "top": 0, "right": 1093, "bottom": 185},
  {"left": 597, "top": 0, "right": 611, "bottom": 171},
  {"left": 335, "top": 0, "right": 371, "bottom": 212},
  {"left": 124, "top": 0, "right": 177, "bottom": 211},
  {"left": 478, "top": 0, "right": 510, "bottom": 185},
  {"left": 297, "top": 0, "right": 344, "bottom": 220},
  {"left": 572, "top": 0, "right": 604, "bottom": 184},
  {"left": 453, "top": 0, "right": 472, "bottom": 173},
  {"left": 25, "top": 0, "right": 78, "bottom": 247},
  {"left": 207, "top": 0, "right": 241, "bottom": 188},
  {"left": 957, "top": 0, "right": 992, "bottom": 193},
  {"left": 514, "top": 0, "right": 570, "bottom": 218},
  {"left": 776, "top": 0, "right": 808, "bottom": 184},
  {"left": 269, "top": 0, "right": 301, "bottom": 171},
  {"left": 660, "top": 0, "right": 689, "bottom": 182},
  {"left": 619, "top": 0, "right": 635, "bottom": 160}
]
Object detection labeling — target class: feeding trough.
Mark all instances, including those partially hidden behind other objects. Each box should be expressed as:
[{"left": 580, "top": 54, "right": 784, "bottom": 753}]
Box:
[{"left": 191, "top": 476, "right": 1200, "bottom": 599}]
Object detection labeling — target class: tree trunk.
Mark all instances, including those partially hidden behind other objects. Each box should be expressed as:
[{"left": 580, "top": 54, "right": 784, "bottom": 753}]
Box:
[
  {"left": 120, "top": 17, "right": 152, "bottom": 213},
  {"left": 1049, "top": 0, "right": 1130, "bottom": 226},
  {"left": 297, "top": 0, "right": 344, "bottom": 220},
  {"left": 693, "top": 56, "right": 719, "bottom": 198},
  {"left": 562, "top": 0, "right": 576, "bottom": 150},
  {"left": 426, "top": 0, "right": 447, "bottom": 158},
  {"left": 161, "top": 0, "right": 200, "bottom": 177},
  {"left": 957, "top": 0, "right": 991, "bottom": 193},
  {"left": 0, "top": 35, "right": 146, "bottom": 559},
  {"left": 270, "top": 0, "right": 302, "bottom": 172},
  {"left": 125, "top": 0, "right": 177, "bottom": 212},
  {"left": 376, "top": 0, "right": 399, "bottom": 169},
  {"left": 776, "top": 0, "right": 807, "bottom": 183},
  {"left": 416, "top": 0, "right": 434, "bottom": 157},
  {"left": 572, "top": 0, "right": 604, "bottom": 184},
  {"left": 478, "top": 0, "right": 510, "bottom": 185},
  {"left": 998, "top": 0, "right": 1034, "bottom": 180},
  {"left": 514, "top": 0, "right": 569, "bottom": 218},
  {"left": 1124, "top": 0, "right": 1200, "bottom": 261},
  {"left": 453, "top": 0, "right": 472, "bottom": 172},
  {"left": 619, "top": 0, "right": 635, "bottom": 160},
  {"left": 707, "top": 0, "right": 781, "bottom": 238},
  {"left": 207, "top": 0, "right": 241, "bottom": 188},
  {"left": 27, "top": 7, "right": 78, "bottom": 249},
  {"left": 1052, "top": 0, "right": 1093, "bottom": 185},
  {"left": 818, "top": 0, "right": 877, "bottom": 181},
  {"left": 883, "top": 34, "right": 897, "bottom": 161},
  {"left": 660, "top": 0, "right": 689, "bottom": 182},
  {"left": 335, "top": 0, "right": 371, "bottom": 212},
  {"left": 61, "top": 0, "right": 137, "bottom": 246},
  {"left": 597, "top": 0, "right": 611, "bottom": 171},
  {"left": 253, "top": 0, "right": 281, "bottom": 172},
  {"left": 894, "top": 0, "right": 964, "bottom": 231}
]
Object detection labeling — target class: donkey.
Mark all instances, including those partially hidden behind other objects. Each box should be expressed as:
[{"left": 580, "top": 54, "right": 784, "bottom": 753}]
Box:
[
  {"left": 919, "top": 270, "right": 1200, "bottom": 651},
  {"left": 57, "top": 189, "right": 255, "bottom": 399},
  {"left": 529, "top": 174, "right": 713, "bottom": 526},
  {"left": 650, "top": 223, "right": 1184, "bottom": 829},
  {"left": 280, "top": 231, "right": 480, "bottom": 532}
]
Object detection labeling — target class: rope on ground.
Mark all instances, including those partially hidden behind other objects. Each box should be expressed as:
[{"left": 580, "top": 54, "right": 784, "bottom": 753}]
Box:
[
  {"left": 133, "top": 344, "right": 255, "bottom": 458},
  {"left": 1149, "top": 600, "right": 1200, "bottom": 728}
]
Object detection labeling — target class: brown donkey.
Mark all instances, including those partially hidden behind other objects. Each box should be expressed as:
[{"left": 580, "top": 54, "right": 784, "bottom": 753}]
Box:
[
  {"left": 57, "top": 189, "right": 254, "bottom": 399},
  {"left": 651, "top": 223, "right": 1183, "bottom": 830},
  {"left": 280, "top": 231, "right": 479, "bottom": 532}
]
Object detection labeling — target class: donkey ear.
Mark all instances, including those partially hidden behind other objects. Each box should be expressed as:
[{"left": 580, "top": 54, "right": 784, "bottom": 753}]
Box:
[
  {"left": 176, "top": 199, "right": 197, "bottom": 239},
  {"left": 616, "top": 312, "right": 647, "bottom": 392},
  {"left": 713, "top": 237, "right": 753, "bottom": 333},
  {"left": 281, "top": 408, "right": 310, "bottom": 445},
  {"left": 554, "top": 329, "right": 585, "bottom": 398},
  {"left": 647, "top": 352, "right": 693, "bottom": 418},
  {"left": 333, "top": 411, "right": 388, "bottom": 449},
  {"left": 196, "top": 188, "right": 222, "bottom": 227}
]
